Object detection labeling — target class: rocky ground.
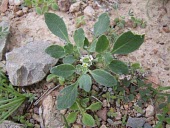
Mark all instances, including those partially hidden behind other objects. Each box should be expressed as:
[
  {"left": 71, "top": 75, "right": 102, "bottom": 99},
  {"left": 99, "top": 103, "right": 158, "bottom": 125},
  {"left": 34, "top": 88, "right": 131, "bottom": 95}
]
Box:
[{"left": 0, "top": 0, "right": 170, "bottom": 128}]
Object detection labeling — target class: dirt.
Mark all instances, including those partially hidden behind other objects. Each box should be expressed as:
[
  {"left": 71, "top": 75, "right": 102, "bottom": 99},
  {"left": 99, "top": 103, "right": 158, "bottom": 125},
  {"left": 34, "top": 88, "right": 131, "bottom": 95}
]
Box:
[{"left": 0, "top": 0, "right": 170, "bottom": 127}]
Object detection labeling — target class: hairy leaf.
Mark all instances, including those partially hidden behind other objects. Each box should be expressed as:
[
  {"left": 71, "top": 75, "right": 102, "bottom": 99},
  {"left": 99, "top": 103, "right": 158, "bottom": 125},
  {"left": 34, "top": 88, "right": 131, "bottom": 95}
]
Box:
[
  {"left": 90, "top": 69, "right": 117, "bottom": 87},
  {"left": 67, "top": 112, "right": 78, "bottom": 124},
  {"left": 45, "top": 45, "right": 65, "bottom": 58},
  {"left": 96, "top": 35, "right": 109, "bottom": 53},
  {"left": 51, "top": 64, "right": 75, "bottom": 78},
  {"left": 87, "top": 102, "right": 102, "bottom": 111},
  {"left": 45, "top": 13, "right": 70, "bottom": 43},
  {"left": 94, "top": 13, "right": 110, "bottom": 37},
  {"left": 74, "top": 28, "right": 85, "bottom": 48},
  {"left": 112, "top": 31, "right": 144, "bottom": 54},
  {"left": 63, "top": 55, "right": 76, "bottom": 64},
  {"left": 82, "top": 113, "right": 95, "bottom": 126},
  {"left": 57, "top": 84, "right": 78, "bottom": 110},
  {"left": 78, "top": 74, "right": 92, "bottom": 92},
  {"left": 109, "top": 60, "right": 129, "bottom": 74}
]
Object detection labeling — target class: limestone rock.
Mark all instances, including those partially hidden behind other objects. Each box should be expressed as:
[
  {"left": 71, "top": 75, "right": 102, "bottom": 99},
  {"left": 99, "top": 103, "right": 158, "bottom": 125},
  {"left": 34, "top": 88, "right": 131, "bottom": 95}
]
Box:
[
  {"left": 126, "top": 117, "right": 146, "bottom": 128},
  {"left": 69, "top": 1, "right": 82, "bottom": 13},
  {"left": 144, "top": 123, "right": 152, "bottom": 128},
  {"left": 84, "top": 6, "right": 95, "bottom": 17},
  {"left": 58, "top": 0, "right": 71, "bottom": 12},
  {"left": 0, "top": 0, "right": 8, "bottom": 13},
  {"left": 145, "top": 105, "right": 154, "bottom": 117},
  {"left": 0, "top": 21, "right": 10, "bottom": 60},
  {"left": 0, "top": 120, "right": 25, "bottom": 128},
  {"left": 6, "top": 41, "right": 58, "bottom": 86},
  {"left": 14, "top": 0, "right": 24, "bottom": 6}
]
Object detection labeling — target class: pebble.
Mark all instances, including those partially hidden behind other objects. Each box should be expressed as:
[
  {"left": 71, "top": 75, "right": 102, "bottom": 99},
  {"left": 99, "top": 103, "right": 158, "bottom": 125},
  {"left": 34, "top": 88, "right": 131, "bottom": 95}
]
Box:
[
  {"left": 69, "top": 1, "right": 82, "bottom": 13},
  {"left": 100, "top": 124, "right": 107, "bottom": 128},
  {"left": 60, "top": 109, "right": 67, "bottom": 115},
  {"left": 34, "top": 124, "right": 40, "bottom": 128},
  {"left": 163, "top": 25, "right": 170, "bottom": 33},
  {"left": 102, "top": 100, "right": 107, "bottom": 107},
  {"left": 0, "top": 0, "right": 8, "bottom": 13},
  {"left": 32, "top": 114, "right": 41, "bottom": 122},
  {"left": 84, "top": 6, "right": 95, "bottom": 17},
  {"left": 145, "top": 105, "right": 154, "bottom": 117},
  {"left": 115, "top": 112, "right": 122, "bottom": 120},
  {"left": 124, "top": 104, "right": 129, "bottom": 110},
  {"left": 9, "top": 0, "right": 15, "bottom": 5},
  {"left": 126, "top": 117, "right": 146, "bottom": 128},
  {"left": 166, "top": 124, "right": 170, "bottom": 128},
  {"left": 144, "top": 123, "right": 152, "bottom": 128},
  {"left": 96, "top": 107, "right": 107, "bottom": 121},
  {"left": 16, "top": 10, "right": 23, "bottom": 16},
  {"left": 14, "top": 0, "right": 23, "bottom": 6},
  {"left": 58, "top": 0, "right": 71, "bottom": 12},
  {"left": 22, "top": 7, "right": 28, "bottom": 13},
  {"left": 107, "top": 118, "right": 114, "bottom": 125}
]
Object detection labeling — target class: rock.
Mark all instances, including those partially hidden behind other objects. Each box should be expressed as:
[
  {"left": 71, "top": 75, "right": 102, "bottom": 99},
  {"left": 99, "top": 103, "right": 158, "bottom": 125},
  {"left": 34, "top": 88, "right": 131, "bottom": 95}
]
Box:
[
  {"left": 113, "top": 121, "right": 122, "bottom": 125},
  {"left": 144, "top": 123, "right": 152, "bottom": 128},
  {"left": 107, "top": 118, "right": 114, "bottom": 125},
  {"left": 32, "top": 114, "right": 41, "bottom": 122},
  {"left": 9, "top": 0, "right": 14, "bottom": 5},
  {"left": 0, "top": 0, "right": 8, "bottom": 13},
  {"left": 22, "top": 7, "right": 28, "bottom": 13},
  {"left": 96, "top": 107, "right": 107, "bottom": 121},
  {"left": 115, "top": 112, "right": 122, "bottom": 120},
  {"left": 166, "top": 124, "right": 170, "bottom": 128},
  {"left": 0, "top": 21, "right": 10, "bottom": 60},
  {"left": 84, "top": 6, "right": 95, "bottom": 17},
  {"left": 0, "top": 120, "right": 25, "bottom": 128},
  {"left": 163, "top": 25, "right": 170, "bottom": 33},
  {"left": 126, "top": 117, "right": 146, "bottom": 128},
  {"left": 73, "top": 124, "right": 82, "bottom": 128},
  {"left": 16, "top": 10, "right": 23, "bottom": 16},
  {"left": 102, "top": 100, "right": 107, "bottom": 107},
  {"left": 42, "top": 94, "right": 55, "bottom": 127},
  {"left": 6, "top": 41, "right": 58, "bottom": 86},
  {"left": 69, "top": 1, "right": 82, "bottom": 13},
  {"left": 145, "top": 105, "right": 154, "bottom": 117},
  {"left": 14, "top": 0, "right": 23, "bottom": 6},
  {"left": 100, "top": 124, "right": 107, "bottom": 128},
  {"left": 58, "top": 0, "right": 71, "bottom": 12}
]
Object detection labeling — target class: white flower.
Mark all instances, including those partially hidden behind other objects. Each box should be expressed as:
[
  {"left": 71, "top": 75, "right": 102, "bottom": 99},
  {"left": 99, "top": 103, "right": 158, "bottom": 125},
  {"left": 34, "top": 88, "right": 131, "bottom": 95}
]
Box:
[
  {"left": 126, "top": 75, "right": 131, "bottom": 80},
  {"left": 82, "top": 63, "right": 89, "bottom": 67},
  {"left": 80, "top": 55, "right": 93, "bottom": 67},
  {"left": 119, "top": 74, "right": 125, "bottom": 80}
]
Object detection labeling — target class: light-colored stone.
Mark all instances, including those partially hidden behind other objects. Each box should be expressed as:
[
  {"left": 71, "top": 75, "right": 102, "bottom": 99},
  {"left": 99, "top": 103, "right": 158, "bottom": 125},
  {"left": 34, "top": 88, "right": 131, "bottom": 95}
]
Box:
[
  {"left": 16, "top": 10, "right": 23, "bottom": 16},
  {"left": 126, "top": 117, "right": 146, "bottom": 128},
  {"left": 166, "top": 124, "right": 170, "bottom": 128},
  {"left": 22, "top": 7, "right": 28, "bottom": 13},
  {"left": 6, "top": 41, "right": 58, "bottom": 86},
  {"left": 14, "top": 0, "right": 23, "bottom": 6},
  {"left": 9, "top": 0, "right": 14, "bottom": 5},
  {"left": 69, "top": 1, "right": 82, "bottom": 13},
  {"left": 0, "top": 0, "right": 8, "bottom": 13},
  {"left": 145, "top": 105, "right": 154, "bottom": 117},
  {"left": 58, "top": 0, "right": 71, "bottom": 12},
  {"left": 0, "top": 120, "right": 25, "bottom": 128},
  {"left": 96, "top": 107, "right": 107, "bottom": 121},
  {"left": 84, "top": 6, "right": 95, "bottom": 17},
  {"left": 115, "top": 112, "right": 122, "bottom": 120},
  {"left": 0, "top": 21, "right": 10, "bottom": 60},
  {"left": 100, "top": 124, "right": 107, "bottom": 128}
]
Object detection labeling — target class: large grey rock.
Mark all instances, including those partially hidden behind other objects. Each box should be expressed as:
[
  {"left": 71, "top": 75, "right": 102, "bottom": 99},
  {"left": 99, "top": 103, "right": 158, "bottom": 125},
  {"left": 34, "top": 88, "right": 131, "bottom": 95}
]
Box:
[
  {"left": 0, "top": 21, "right": 10, "bottom": 60},
  {"left": 126, "top": 117, "right": 146, "bottom": 128},
  {"left": 144, "top": 123, "right": 152, "bottom": 128},
  {"left": 6, "top": 41, "right": 58, "bottom": 86},
  {"left": 0, "top": 120, "right": 25, "bottom": 128}
]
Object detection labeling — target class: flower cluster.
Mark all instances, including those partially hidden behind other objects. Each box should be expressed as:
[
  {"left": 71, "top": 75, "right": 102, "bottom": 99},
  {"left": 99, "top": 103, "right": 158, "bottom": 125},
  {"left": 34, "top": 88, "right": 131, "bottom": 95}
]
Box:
[{"left": 80, "top": 55, "right": 93, "bottom": 67}]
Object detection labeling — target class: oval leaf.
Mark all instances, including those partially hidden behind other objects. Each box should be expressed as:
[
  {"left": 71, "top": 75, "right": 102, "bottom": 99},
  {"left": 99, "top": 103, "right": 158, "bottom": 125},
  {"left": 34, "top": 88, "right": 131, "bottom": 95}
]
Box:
[
  {"left": 94, "top": 13, "right": 110, "bottom": 37},
  {"left": 74, "top": 28, "right": 85, "bottom": 48},
  {"left": 112, "top": 31, "right": 145, "bottom": 54},
  {"left": 66, "top": 112, "right": 78, "bottom": 124},
  {"left": 46, "top": 74, "right": 58, "bottom": 82},
  {"left": 90, "top": 69, "right": 117, "bottom": 87},
  {"left": 87, "top": 102, "right": 102, "bottom": 111},
  {"left": 64, "top": 43, "right": 74, "bottom": 54},
  {"left": 82, "top": 113, "right": 95, "bottom": 126},
  {"left": 78, "top": 74, "right": 92, "bottom": 92},
  {"left": 57, "top": 84, "right": 78, "bottom": 110},
  {"left": 45, "top": 45, "right": 65, "bottom": 58},
  {"left": 109, "top": 60, "right": 129, "bottom": 74},
  {"left": 63, "top": 55, "right": 76, "bottom": 64},
  {"left": 45, "top": 13, "right": 70, "bottom": 43},
  {"left": 51, "top": 64, "right": 75, "bottom": 78},
  {"left": 96, "top": 35, "right": 109, "bottom": 53}
]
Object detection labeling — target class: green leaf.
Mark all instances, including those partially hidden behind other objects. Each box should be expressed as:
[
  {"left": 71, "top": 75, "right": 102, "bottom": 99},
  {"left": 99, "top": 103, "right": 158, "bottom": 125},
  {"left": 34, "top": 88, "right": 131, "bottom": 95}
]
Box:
[
  {"left": 74, "top": 28, "right": 85, "bottom": 48},
  {"left": 46, "top": 74, "right": 58, "bottom": 82},
  {"left": 51, "top": 3, "right": 58, "bottom": 10},
  {"left": 87, "top": 102, "right": 102, "bottom": 111},
  {"left": 63, "top": 55, "right": 76, "bottom": 64},
  {"left": 42, "top": 6, "right": 49, "bottom": 13},
  {"left": 57, "top": 84, "right": 78, "bottom": 110},
  {"left": 88, "top": 39, "right": 97, "bottom": 52},
  {"left": 78, "top": 74, "right": 92, "bottom": 92},
  {"left": 108, "top": 60, "right": 129, "bottom": 74},
  {"left": 84, "top": 37, "right": 89, "bottom": 49},
  {"left": 70, "top": 102, "right": 79, "bottom": 110},
  {"left": 96, "top": 35, "right": 109, "bottom": 53},
  {"left": 103, "top": 52, "right": 113, "bottom": 65},
  {"left": 45, "top": 45, "right": 65, "bottom": 58},
  {"left": 80, "top": 98, "right": 89, "bottom": 108},
  {"left": 36, "top": 7, "right": 42, "bottom": 15},
  {"left": 90, "top": 69, "right": 117, "bottom": 87},
  {"left": 64, "top": 43, "right": 74, "bottom": 54},
  {"left": 94, "top": 13, "right": 110, "bottom": 37},
  {"left": 66, "top": 112, "right": 78, "bottom": 124},
  {"left": 51, "top": 64, "right": 75, "bottom": 78},
  {"left": 82, "top": 113, "right": 95, "bottom": 126},
  {"left": 112, "top": 31, "right": 144, "bottom": 54},
  {"left": 45, "top": 13, "right": 70, "bottom": 43}
]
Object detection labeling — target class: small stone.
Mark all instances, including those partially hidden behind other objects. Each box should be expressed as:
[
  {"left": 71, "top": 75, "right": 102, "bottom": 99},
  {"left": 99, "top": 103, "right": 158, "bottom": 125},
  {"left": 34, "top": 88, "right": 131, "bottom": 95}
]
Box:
[
  {"left": 69, "top": 1, "right": 82, "bottom": 13},
  {"left": 145, "top": 105, "right": 154, "bottom": 117},
  {"left": 146, "top": 116, "right": 154, "bottom": 122},
  {"left": 102, "top": 100, "right": 107, "bottom": 107},
  {"left": 0, "top": 120, "right": 25, "bottom": 128},
  {"left": 116, "top": 101, "right": 120, "bottom": 107},
  {"left": 16, "top": 10, "right": 23, "bottom": 16},
  {"left": 166, "top": 124, "right": 170, "bottom": 128},
  {"left": 163, "top": 25, "right": 170, "bottom": 33},
  {"left": 34, "top": 124, "right": 40, "bottom": 128},
  {"left": 144, "top": 123, "right": 152, "bottom": 128},
  {"left": 14, "top": 0, "right": 23, "bottom": 6},
  {"left": 58, "top": 0, "right": 71, "bottom": 12},
  {"left": 0, "top": 0, "right": 8, "bottom": 13},
  {"left": 124, "top": 104, "right": 129, "bottom": 110},
  {"left": 100, "top": 124, "right": 107, "bottom": 128},
  {"left": 60, "top": 109, "right": 67, "bottom": 115},
  {"left": 84, "top": 6, "right": 95, "bottom": 17},
  {"left": 96, "top": 107, "right": 107, "bottom": 121},
  {"left": 126, "top": 117, "right": 146, "bottom": 128},
  {"left": 22, "top": 7, "right": 28, "bottom": 13},
  {"left": 115, "top": 112, "right": 122, "bottom": 120},
  {"left": 73, "top": 124, "right": 82, "bottom": 128},
  {"left": 107, "top": 118, "right": 114, "bottom": 125},
  {"left": 113, "top": 121, "right": 122, "bottom": 125},
  {"left": 9, "top": 0, "right": 15, "bottom": 5},
  {"left": 32, "top": 114, "right": 41, "bottom": 122}
]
